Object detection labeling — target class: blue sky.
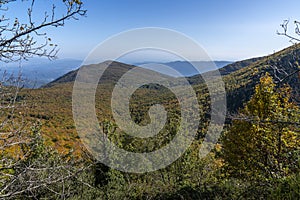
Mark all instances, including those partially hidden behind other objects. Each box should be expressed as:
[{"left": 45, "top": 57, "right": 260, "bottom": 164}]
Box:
[{"left": 9, "top": 0, "right": 300, "bottom": 62}]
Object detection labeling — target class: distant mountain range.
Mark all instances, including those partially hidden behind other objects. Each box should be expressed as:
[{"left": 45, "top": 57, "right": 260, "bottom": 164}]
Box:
[
  {"left": 0, "top": 59, "right": 232, "bottom": 88},
  {"left": 0, "top": 58, "right": 82, "bottom": 88},
  {"left": 135, "top": 61, "right": 233, "bottom": 77},
  {"left": 45, "top": 44, "right": 300, "bottom": 111},
  {"left": 17, "top": 44, "right": 300, "bottom": 154}
]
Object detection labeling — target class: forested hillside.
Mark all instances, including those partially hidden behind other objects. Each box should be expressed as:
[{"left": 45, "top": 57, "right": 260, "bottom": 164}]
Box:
[
  {"left": 1, "top": 44, "right": 299, "bottom": 199},
  {"left": 15, "top": 44, "right": 300, "bottom": 155}
]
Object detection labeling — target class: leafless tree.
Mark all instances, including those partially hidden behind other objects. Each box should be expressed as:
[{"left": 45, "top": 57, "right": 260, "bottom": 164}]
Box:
[
  {"left": 0, "top": 0, "right": 86, "bottom": 62},
  {"left": 275, "top": 20, "right": 300, "bottom": 85},
  {"left": 277, "top": 19, "right": 300, "bottom": 43},
  {"left": 0, "top": 0, "right": 89, "bottom": 199}
]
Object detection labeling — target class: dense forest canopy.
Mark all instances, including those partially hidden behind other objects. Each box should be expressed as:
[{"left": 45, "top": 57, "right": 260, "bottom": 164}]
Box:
[{"left": 0, "top": 1, "right": 299, "bottom": 199}]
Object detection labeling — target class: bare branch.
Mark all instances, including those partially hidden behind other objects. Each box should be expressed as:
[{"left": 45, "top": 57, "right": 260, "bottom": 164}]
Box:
[
  {"left": 277, "top": 19, "right": 300, "bottom": 43},
  {"left": 0, "top": 0, "right": 86, "bottom": 62}
]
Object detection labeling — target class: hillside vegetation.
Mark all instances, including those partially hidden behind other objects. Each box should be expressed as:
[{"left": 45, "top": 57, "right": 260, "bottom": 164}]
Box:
[
  {"left": 18, "top": 44, "right": 300, "bottom": 163},
  {"left": 1, "top": 44, "right": 299, "bottom": 199}
]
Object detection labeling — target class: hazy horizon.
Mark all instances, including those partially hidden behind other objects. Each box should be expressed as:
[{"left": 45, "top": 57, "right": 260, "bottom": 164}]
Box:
[{"left": 9, "top": 0, "right": 300, "bottom": 61}]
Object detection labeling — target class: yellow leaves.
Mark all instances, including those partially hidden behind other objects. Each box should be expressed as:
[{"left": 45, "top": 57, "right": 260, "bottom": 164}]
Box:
[
  {"left": 69, "top": 0, "right": 82, "bottom": 6},
  {"left": 74, "top": 0, "right": 82, "bottom": 5},
  {"left": 222, "top": 72, "right": 300, "bottom": 178},
  {"left": 215, "top": 143, "right": 222, "bottom": 152},
  {"left": 214, "top": 158, "right": 225, "bottom": 168},
  {"left": 259, "top": 72, "right": 274, "bottom": 87},
  {"left": 281, "top": 130, "right": 299, "bottom": 148},
  {"left": 251, "top": 67, "right": 259, "bottom": 76}
]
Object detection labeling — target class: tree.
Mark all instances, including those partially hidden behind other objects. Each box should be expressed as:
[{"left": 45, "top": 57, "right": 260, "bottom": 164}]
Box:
[
  {"left": 275, "top": 20, "right": 300, "bottom": 88},
  {"left": 0, "top": 0, "right": 86, "bottom": 62},
  {"left": 0, "top": 1, "right": 87, "bottom": 198},
  {"left": 0, "top": 122, "right": 94, "bottom": 199},
  {"left": 277, "top": 20, "right": 300, "bottom": 44},
  {"left": 222, "top": 73, "right": 300, "bottom": 180}
]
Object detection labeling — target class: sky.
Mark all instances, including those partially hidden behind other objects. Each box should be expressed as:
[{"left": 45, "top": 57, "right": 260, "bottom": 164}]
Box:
[{"left": 8, "top": 0, "right": 300, "bottom": 62}]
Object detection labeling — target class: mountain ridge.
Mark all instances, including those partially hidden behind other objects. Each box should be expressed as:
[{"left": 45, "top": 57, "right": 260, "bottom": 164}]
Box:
[{"left": 19, "top": 44, "right": 300, "bottom": 154}]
